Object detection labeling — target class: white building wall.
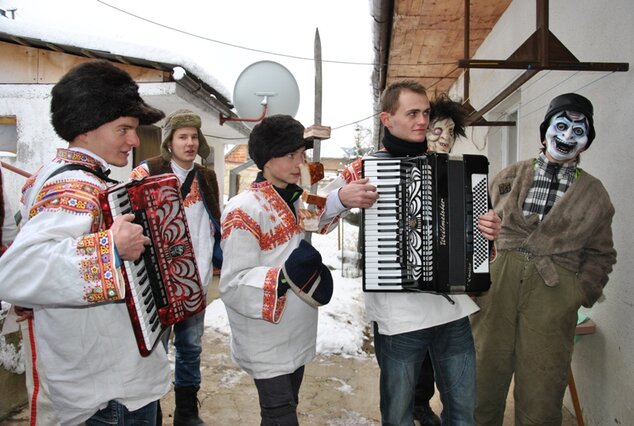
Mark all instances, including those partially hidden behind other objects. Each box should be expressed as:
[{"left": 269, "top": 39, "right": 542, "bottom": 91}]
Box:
[
  {"left": 0, "top": 84, "right": 59, "bottom": 208},
  {"left": 454, "top": 1, "right": 634, "bottom": 423}
]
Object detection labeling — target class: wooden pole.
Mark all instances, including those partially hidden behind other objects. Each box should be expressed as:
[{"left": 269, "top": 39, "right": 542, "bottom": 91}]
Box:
[
  {"left": 0, "top": 161, "right": 31, "bottom": 178},
  {"left": 305, "top": 28, "right": 323, "bottom": 244},
  {"left": 312, "top": 27, "right": 323, "bottom": 168}
]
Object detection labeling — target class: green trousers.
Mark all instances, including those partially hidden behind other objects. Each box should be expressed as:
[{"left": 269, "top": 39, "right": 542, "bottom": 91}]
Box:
[{"left": 471, "top": 250, "right": 584, "bottom": 426}]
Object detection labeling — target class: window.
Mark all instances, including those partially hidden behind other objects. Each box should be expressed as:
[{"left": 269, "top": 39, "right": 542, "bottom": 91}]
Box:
[
  {"left": 0, "top": 116, "right": 17, "bottom": 156},
  {"left": 133, "top": 125, "right": 161, "bottom": 167}
]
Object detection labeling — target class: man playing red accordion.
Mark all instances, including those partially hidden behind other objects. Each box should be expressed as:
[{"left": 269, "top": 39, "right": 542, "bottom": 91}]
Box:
[{"left": 0, "top": 60, "right": 169, "bottom": 425}]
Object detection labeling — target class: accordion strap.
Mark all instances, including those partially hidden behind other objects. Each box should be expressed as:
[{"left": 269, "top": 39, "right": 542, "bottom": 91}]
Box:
[
  {"left": 45, "top": 164, "right": 119, "bottom": 185},
  {"left": 180, "top": 169, "right": 197, "bottom": 200}
]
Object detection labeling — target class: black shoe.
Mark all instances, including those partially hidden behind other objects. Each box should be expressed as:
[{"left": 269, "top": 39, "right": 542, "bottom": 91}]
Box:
[{"left": 413, "top": 405, "right": 441, "bottom": 426}]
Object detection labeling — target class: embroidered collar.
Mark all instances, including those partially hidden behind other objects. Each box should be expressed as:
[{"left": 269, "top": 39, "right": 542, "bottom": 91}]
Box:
[
  {"left": 253, "top": 172, "right": 303, "bottom": 214},
  {"left": 56, "top": 148, "right": 110, "bottom": 174}
]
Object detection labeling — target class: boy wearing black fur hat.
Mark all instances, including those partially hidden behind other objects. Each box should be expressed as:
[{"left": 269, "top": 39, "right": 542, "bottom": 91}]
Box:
[
  {"left": 0, "top": 60, "right": 170, "bottom": 425},
  {"left": 471, "top": 93, "right": 617, "bottom": 425},
  {"left": 220, "top": 114, "right": 376, "bottom": 425},
  {"left": 131, "top": 109, "right": 222, "bottom": 425}
]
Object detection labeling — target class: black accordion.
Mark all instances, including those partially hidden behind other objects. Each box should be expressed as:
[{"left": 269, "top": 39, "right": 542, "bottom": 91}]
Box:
[{"left": 361, "top": 153, "right": 491, "bottom": 294}]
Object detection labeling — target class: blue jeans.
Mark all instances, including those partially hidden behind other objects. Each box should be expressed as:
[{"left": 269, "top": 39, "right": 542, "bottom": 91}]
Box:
[
  {"left": 169, "top": 309, "right": 206, "bottom": 388},
  {"left": 85, "top": 400, "right": 157, "bottom": 425},
  {"left": 373, "top": 317, "right": 476, "bottom": 426}
]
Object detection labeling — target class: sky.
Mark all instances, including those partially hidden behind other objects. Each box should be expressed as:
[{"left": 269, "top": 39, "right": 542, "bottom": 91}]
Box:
[{"left": 0, "top": 0, "right": 377, "bottom": 158}]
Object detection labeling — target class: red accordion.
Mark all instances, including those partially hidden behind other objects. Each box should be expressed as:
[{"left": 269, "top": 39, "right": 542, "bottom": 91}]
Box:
[{"left": 100, "top": 174, "right": 206, "bottom": 356}]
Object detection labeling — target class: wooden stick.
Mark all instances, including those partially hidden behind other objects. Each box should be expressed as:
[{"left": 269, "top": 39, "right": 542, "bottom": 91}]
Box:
[
  {"left": 304, "top": 28, "right": 323, "bottom": 243},
  {"left": 568, "top": 366, "right": 585, "bottom": 426},
  {"left": 1, "top": 161, "right": 31, "bottom": 178}
]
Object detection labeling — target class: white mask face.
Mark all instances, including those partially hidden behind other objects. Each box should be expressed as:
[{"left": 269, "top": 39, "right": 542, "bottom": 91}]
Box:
[
  {"left": 426, "top": 117, "right": 456, "bottom": 153},
  {"left": 545, "top": 111, "right": 589, "bottom": 161}
]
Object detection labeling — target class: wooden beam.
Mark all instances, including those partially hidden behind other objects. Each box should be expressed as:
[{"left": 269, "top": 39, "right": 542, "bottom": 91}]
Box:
[
  {"left": 459, "top": 59, "right": 629, "bottom": 72},
  {"left": 0, "top": 116, "right": 17, "bottom": 125}
]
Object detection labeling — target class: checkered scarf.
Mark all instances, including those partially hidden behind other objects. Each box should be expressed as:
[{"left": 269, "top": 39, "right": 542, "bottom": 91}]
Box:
[{"left": 523, "top": 152, "right": 577, "bottom": 220}]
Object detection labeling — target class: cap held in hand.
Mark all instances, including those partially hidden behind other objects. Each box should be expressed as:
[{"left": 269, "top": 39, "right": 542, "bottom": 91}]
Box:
[{"left": 280, "top": 240, "right": 333, "bottom": 308}]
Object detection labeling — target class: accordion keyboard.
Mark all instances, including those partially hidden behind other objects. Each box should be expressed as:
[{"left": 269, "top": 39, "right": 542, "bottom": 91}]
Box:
[
  {"left": 362, "top": 158, "right": 415, "bottom": 290},
  {"left": 107, "top": 186, "right": 164, "bottom": 352},
  {"left": 361, "top": 154, "right": 491, "bottom": 294}
]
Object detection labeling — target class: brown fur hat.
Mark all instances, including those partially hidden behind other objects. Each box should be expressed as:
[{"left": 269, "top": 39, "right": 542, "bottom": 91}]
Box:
[{"left": 161, "top": 109, "right": 210, "bottom": 161}]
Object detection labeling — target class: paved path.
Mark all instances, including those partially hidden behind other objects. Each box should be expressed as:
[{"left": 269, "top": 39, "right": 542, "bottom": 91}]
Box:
[
  {"left": 1, "top": 326, "right": 578, "bottom": 426},
  {"left": 2, "top": 282, "right": 578, "bottom": 425}
]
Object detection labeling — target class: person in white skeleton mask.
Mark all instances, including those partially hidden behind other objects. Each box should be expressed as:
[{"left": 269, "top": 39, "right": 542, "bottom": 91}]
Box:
[
  {"left": 544, "top": 109, "right": 589, "bottom": 161},
  {"left": 471, "top": 93, "right": 617, "bottom": 425}
]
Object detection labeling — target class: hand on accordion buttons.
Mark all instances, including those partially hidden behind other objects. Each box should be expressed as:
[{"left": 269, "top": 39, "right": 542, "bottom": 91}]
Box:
[
  {"left": 279, "top": 240, "right": 333, "bottom": 307},
  {"left": 111, "top": 213, "right": 151, "bottom": 261}
]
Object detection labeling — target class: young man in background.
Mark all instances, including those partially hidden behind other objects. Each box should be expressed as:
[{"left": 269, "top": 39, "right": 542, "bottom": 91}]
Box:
[{"left": 131, "top": 109, "right": 222, "bottom": 425}]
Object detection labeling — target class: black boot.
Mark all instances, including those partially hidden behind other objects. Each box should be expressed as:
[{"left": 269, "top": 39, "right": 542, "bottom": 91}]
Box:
[
  {"left": 173, "top": 386, "right": 206, "bottom": 426},
  {"left": 413, "top": 404, "right": 441, "bottom": 426}
]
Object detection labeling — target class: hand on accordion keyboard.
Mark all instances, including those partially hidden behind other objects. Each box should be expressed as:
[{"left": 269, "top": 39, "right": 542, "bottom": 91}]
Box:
[
  {"left": 338, "top": 177, "right": 378, "bottom": 209},
  {"left": 110, "top": 213, "right": 151, "bottom": 261},
  {"left": 477, "top": 209, "right": 502, "bottom": 241}
]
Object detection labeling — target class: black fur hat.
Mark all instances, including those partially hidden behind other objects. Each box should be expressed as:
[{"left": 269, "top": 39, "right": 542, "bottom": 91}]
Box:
[
  {"left": 539, "top": 93, "right": 595, "bottom": 148},
  {"left": 51, "top": 60, "right": 165, "bottom": 142},
  {"left": 248, "top": 114, "right": 312, "bottom": 170}
]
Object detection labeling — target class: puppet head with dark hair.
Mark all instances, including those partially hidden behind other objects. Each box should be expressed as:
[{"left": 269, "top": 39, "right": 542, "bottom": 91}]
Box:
[{"left": 427, "top": 94, "right": 468, "bottom": 153}]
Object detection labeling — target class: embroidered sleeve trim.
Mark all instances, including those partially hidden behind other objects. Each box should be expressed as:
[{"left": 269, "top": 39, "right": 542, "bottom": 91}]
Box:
[
  {"left": 29, "top": 181, "right": 102, "bottom": 224},
  {"left": 222, "top": 206, "right": 299, "bottom": 252},
  {"left": 130, "top": 165, "right": 150, "bottom": 180},
  {"left": 341, "top": 157, "right": 364, "bottom": 183},
  {"left": 77, "top": 230, "right": 124, "bottom": 303},
  {"left": 222, "top": 208, "right": 263, "bottom": 241},
  {"left": 262, "top": 267, "right": 286, "bottom": 323}
]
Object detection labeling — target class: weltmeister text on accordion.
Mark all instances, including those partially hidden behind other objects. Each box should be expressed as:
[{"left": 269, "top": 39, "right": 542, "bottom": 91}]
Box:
[{"left": 361, "top": 153, "right": 491, "bottom": 294}]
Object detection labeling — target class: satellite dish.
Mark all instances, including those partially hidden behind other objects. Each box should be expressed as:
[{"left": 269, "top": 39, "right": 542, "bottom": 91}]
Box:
[{"left": 228, "top": 60, "right": 300, "bottom": 128}]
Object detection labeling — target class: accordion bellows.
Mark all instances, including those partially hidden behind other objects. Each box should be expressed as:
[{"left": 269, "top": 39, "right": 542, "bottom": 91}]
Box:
[{"left": 100, "top": 174, "right": 206, "bottom": 356}]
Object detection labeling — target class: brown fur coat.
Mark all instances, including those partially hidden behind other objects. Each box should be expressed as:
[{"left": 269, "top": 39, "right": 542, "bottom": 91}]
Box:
[{"left": 490, "top": 159, "right": 617, "bottom": 306}]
